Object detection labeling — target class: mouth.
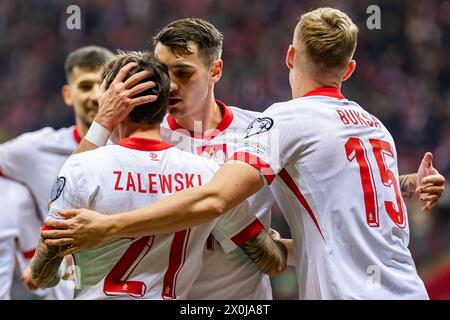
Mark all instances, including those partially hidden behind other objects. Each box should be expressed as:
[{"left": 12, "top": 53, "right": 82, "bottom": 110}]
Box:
[{"left": 169, "top": 98, "right": 182, "bottom": 107}]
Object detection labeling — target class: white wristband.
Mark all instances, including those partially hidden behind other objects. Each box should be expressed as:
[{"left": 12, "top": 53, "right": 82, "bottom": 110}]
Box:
[{"left": 84, "top": 121, "right": 111, "bottom": 147}]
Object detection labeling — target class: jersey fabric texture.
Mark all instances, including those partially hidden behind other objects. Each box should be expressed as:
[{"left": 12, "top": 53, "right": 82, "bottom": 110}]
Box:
[{"left": 233, "top": 87, "right": 428, "bottom": 300}]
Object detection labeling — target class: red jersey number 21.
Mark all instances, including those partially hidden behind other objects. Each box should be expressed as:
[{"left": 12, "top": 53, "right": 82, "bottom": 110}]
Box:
[{"left": 345, "top": 137, "right": 405, "bottom": 228}]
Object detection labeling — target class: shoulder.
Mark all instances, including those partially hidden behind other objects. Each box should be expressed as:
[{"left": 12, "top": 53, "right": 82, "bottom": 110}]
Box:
[
  {"left": 65, "top": 144, "right": 119, "bottom": 171},
  {"left": 1, "top": 126, "right": 75, "bottom": 151},
  {"left": 228, "top": 106, "right": 263, "bottom": 120},
  {"left": 166, "top": 147, "right": 220, "bottom": 173}
]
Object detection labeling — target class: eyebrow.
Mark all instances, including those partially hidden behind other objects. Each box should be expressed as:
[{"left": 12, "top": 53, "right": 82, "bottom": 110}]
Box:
[{"left": 170, "top": 63, "right": 195, "bottom": 69}]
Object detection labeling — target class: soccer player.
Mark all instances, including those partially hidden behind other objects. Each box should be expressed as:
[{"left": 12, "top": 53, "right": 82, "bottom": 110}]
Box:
[
  {"left": 43, "top": 10, "right": 446, "bottom": 299},
  {"left": 29, "top": 51, "right": 287, "bottom": 299},
  {"left": 0, "top": 177, "right": 41, "bottom": 300},
  {"left": 0, "top": 45, "right": 114, "bottom": 299},
  {"left": 153, "top": 18, "right": 276, "bottom": 299}
]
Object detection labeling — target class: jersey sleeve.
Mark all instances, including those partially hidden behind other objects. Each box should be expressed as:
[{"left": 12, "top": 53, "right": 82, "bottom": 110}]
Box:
[
  {"left": 211, "top": 199, "right": 264, "bottom": 254},
  {"left": 231, "top": 103, "right": 303, "bottom": 184},
  {"left": 46, "top": 155, "right": 90, "bottom": 222}
]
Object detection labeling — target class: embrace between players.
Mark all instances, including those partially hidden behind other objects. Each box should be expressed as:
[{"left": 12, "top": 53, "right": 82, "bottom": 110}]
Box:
[{"left": 22, "top": 8, "right": 446, "bottom": 299}]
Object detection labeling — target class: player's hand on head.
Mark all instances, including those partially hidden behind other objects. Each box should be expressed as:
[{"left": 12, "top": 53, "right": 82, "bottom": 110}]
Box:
[
  {"left": 95, "top": 62, "right": 158, "bottom": 132},
  {"left": 41, "top": 208, "right": 112, "bottom": 256},
  {"left": 415, "top": 152, "right": 446, "bottom": 212}
]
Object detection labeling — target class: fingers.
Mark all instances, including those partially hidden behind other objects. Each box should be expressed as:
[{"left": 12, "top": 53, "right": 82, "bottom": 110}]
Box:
[
  {"left": 421, "top": 152, "right": 433, "bottom": 169},
  {"left": 59, "top": 209, "right": 82, "bottom": 219},
  {"left": 129, "top": 95, "right": 158, "bottom": 108},
  {"left": 416, "top": 186, "right": 445, "bottom": 195},
  {"left": 419, "top": 194, "right": 439, "bottom": 202},
  {"left": 44, "top": 238, "right": 74, "bottom": 247},
  {"left": 112, "top": 62, "right": 138, "bottom": 85},
  {"left": 43, "top": 218, "right": 72, "bottom": 230},
  {"left": 123, "top": 70, "right": 151, "bottom": 89},
  {"left": 41, "top": 228, "right": 73, "bottom": 239},
  {"left": 58, "top": 246, "right": 80, "bottom": 257},
  {"left": 421, "top": 201, "right": 436, "bottom": 213},
  {"left": 421, "top": 174, "right": 445, "bottom": 186},
  {"left": 127, "top": 81, "right": 156, "bottom": 97}
]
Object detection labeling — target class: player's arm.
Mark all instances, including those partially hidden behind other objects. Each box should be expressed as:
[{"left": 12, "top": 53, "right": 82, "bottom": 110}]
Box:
[
  {"left": 42, "top": 161, "right": 265, "bottom": 255},
  {"left": 73, "top": 62, "right": 157, "bottom": 155},
  {"left": 268, "top": 228, "right": 295, "bottom": 267},
  {"left": 399, "top": 152, "right": 445, "bottom": 211},
  {"left": 29, "top": 237, "right": 64, "bottom": 288},
  {"left": 239, "top": 228, "right": 288, "bottom": 275}
]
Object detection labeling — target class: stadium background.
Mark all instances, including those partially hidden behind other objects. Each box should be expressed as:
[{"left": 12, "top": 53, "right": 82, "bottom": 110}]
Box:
[{"left": 1, "top": 0, "right": 449, "bottom": 299}]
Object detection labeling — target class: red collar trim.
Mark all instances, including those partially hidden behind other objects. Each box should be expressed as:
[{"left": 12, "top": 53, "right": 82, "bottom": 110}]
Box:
[
  {"left": 302, "top": 87, "right": 345, "bottom": 99},
  {"left": 117, "top": 137, "right": 172, "bottom": 151},
  {"left": 73, "top": 127, "right": 82, "bottom": 144},
  {"left": 166, "top": 100, "right": 234, "bottom": 141}
]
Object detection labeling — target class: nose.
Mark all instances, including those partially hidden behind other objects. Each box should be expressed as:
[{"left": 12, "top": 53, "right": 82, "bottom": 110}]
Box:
[
  {"left": 92, "top": 83, "right": 102, "bottom": 105},
  {"left": 169, "top": 80, "right": 178, "bottom": 95}
]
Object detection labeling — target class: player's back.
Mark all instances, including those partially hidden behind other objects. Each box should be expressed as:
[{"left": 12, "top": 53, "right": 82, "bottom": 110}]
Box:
[
  {"left": 54, "top": 137, "right": 255, "bottom": 300},
  {"left": 250, "top": 89, "right": 428, "bottom": 299}
]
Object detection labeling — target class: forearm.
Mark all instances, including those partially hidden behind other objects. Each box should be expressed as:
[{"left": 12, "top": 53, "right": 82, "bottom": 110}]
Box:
[
  {"left": 240, "top": 230, "right": 288, "bottom": 276},
  {"left": 73, "top": 139, "right": 99, "bottom": 154},
  {"left": 399, "top": 173, "right": 417, "bottom": 199},
  {"left": 108, "top": 184, "right": 227, "bottom": 238},
  {"left": 30, "top": 237, "right": 63, "bottom": 288},
  {"left": 107, "top": 161, "right": 263, "bottom": 239}
]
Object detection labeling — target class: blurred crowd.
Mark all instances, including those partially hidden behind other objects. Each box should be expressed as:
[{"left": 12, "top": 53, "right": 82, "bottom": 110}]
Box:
[{"left": 0, "top": 0, "right": 449, "bottom": 299}]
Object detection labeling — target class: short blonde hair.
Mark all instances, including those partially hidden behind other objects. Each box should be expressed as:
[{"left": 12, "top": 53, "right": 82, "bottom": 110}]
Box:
[{"left": 294, "top": 7, "right": 358, "bottom": 70}]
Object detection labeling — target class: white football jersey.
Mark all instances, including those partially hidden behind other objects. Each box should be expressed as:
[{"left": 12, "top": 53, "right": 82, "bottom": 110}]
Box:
[
  {"left": 49, "top": 137, "right": 261, "bottom": 300},
  {"left": 161, "top": 100, "right": 274, "bottom": 299},
  {"left": 0, "top": 126, "right": 80, "bottom": 300},
  {"left": 0, "top": 178, "right": 41, "bottom": 300},
  {"left": 234, "top": 88, "right": 428, "bottom": 300}
]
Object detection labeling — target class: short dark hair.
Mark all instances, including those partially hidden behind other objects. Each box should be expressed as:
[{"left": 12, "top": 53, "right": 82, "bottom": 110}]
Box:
[
  {"left": 64, "top": 45, "right": 114, "bottom": 80},
  {"left": 101, "top": 51, "right": 170, "bottom": 125},
  {"left": 153, "top": 18, "right": 223, "bottom": 66}
]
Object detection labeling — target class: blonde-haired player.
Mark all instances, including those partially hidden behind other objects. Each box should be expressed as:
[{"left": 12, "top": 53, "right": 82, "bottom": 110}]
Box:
[{"left": 43, "top": 8, "right": 445, "bottom": 299}]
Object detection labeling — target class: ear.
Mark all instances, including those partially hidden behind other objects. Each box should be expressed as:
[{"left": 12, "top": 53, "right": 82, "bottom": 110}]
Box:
[
  {"left": 342, "top": 60, "right": 356, "bottom": 82},
  {"left": 61, "top": 85, "right": 73, "bottom": 108},
  {"left": 211, "top": 59, "right": 223, "bottom": 84},
  {"left": 286, "top": 45, "right": 295, "bottom": 70}
]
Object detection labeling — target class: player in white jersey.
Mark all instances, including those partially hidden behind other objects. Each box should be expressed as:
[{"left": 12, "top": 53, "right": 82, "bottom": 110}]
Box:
[
  {"left": 29, "top": 51, "right": 287, "bottom": 299},
  {"left": 0, "top": 46, "right": 114, "bottom": 300},
  {"left": 0, "top": 177, "right": 41, "bottom": 300},
  {"left": 153, "top": 19, "right": 274, "bottom": 299},
  {"left": 42, "top": 15, "right": 445, "bottom": 299}
]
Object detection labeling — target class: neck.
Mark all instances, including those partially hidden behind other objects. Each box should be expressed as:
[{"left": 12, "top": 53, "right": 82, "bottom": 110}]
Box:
[
  {"left": 291, "top": 69, "right": 341, "bottom": 99},
  {"left": 119, "top": 122, "right": 162, "bottom": 141},
  {"left": 175, "top": 97, "right": 223, "bottom": 134}
]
